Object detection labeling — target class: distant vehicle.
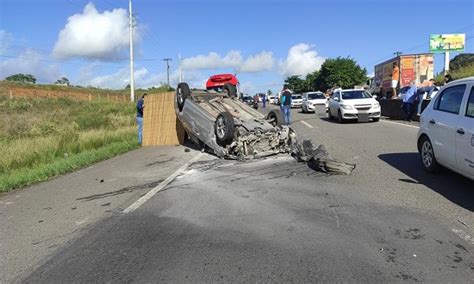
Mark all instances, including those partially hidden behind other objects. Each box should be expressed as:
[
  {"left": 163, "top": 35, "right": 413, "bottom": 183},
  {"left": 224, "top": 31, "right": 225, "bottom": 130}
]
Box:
[
  {"left": 417, "top": 77, "right": 474, "bottom": 180},
  {"left": 206, "top": 74, "right": 239, "bottom": 92},
  {"left": 373, "top": 53, "right": 434, "bottom": 99},
  {"left": 327, "top": 89, "right": 381, "bottom": 123},
  {"left": 291, "top": 94, "right": 303, "bottom": 108},
  {"left": 241, "top": 95, "right": 253, "bottom": 105},
  {"left": 267, "top": 95, "right": 277, "bottom": 104},
  {"left": 301, "top": 91, "right": 326, "bottom": 113}
]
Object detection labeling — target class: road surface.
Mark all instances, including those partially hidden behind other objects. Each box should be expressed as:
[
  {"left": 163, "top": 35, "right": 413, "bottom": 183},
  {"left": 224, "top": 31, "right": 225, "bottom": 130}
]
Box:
[{"left": 5, "top": 105, "right": 474, "bottom": 282}]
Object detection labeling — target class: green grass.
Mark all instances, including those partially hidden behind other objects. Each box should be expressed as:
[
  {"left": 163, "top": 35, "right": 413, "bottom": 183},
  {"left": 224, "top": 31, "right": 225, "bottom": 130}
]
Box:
[
  {"left": 0, "top": 94, "right": 140, "bottom": 192},
  {"left": 434, "top": 63, "right": 474, "bottom": 85}
]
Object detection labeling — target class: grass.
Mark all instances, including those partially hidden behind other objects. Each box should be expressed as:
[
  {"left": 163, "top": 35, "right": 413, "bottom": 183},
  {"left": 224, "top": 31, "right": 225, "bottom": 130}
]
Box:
[
  {"left": 434, "top": 63, "right": 474, "bottom": 84},
  {"left": 0, "top": 94, "right": 139, "bottom": 192}
]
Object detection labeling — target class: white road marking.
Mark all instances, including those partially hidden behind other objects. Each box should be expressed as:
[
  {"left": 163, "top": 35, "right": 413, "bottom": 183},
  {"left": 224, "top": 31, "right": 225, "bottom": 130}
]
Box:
[
  {"left": 300, "top": 120, "right": 314, "bottom": 129},
  {"left": 123, "top": 152, "right": 205, "bottom": 214},
  {"left": 380, "top": 119, "right": 419, "bottom": 129},
  {"left": 452, "top": 228, "right": 474, "bottom": 245}
]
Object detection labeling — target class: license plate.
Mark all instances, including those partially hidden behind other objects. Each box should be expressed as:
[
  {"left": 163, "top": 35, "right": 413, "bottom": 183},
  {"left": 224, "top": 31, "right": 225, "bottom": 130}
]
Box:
[{"left": 358, "top": 113, "right": 370, "bottom": 122}]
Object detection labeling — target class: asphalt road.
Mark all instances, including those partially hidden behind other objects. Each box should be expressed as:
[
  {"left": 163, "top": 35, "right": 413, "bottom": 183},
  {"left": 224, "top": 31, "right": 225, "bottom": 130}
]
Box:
[{"left": 10, "top": 104, "right": 474, "bottom": 282}]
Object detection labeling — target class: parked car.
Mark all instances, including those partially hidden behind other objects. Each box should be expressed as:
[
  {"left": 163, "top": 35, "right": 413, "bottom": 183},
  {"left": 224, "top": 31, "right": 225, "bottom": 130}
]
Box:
[
  {"left": 327, "top": 89, "right": 381, "bottom": 123},
  {"left": 241, "top": 95, "right": 253, "bottom": 105},
  {"left": 301, "top": 91, "right": 327, "bottom": 113},
  {"left": 291, "top": 94, "right": 303, "bottom": 108},
  {"left": 417, "top": 77, "right": 474, "bottom": 180},
  {"left": 268, "top": 95, "right": 277, "bottom": 104},
  {"left": 175, "top": 82, "right": 295, "bottom": 159}
]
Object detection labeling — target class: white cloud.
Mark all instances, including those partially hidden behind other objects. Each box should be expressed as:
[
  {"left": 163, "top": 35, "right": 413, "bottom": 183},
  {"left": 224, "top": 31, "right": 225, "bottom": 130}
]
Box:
[
  {"left": 0, "top": 49, "right": 60, "bottom": 83},
  {"left": 239, "top": 81, "right": 256, "bottom": 95},
  {"left": 0, "top": 30, "right": 14, "bottom": 55},
  {"left": 279, "top": 43, "right": 325, "bottom": 77},
  {"left": 53, "top": 2, "right": 139, "bottom": 60},
  {"left": 181, "top": 50, "right": 274, "bottom": 73},
  {"left": 237, "top": 51, "right": 274, "bottom": 73},
  {"left": 77, "top": 65, "right": 205, "bottom": 90}
]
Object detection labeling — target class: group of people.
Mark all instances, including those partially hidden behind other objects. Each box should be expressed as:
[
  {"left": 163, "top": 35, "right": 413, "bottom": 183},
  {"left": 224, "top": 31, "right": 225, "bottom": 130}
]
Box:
[{"left": 398, "top": 74, "right": 452, "bottom": 121}]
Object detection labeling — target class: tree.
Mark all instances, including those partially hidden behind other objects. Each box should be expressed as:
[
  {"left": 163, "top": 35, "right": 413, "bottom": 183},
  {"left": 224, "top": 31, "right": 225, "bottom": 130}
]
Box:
[
  {"left": 267, "top": 89, "right": 273, "bottom": 96},
  {"left": 55, "top": 77, "right": 70, "bottom": 86},
  {"left": 284, "top": 75, "right": 306, "bottom": 93},
  {"left": 450, "top": 53, "right": 474, "bottom": 71},
  {"left": 5, "top": 73, "right": 36, "bottom": 84},
  {"left": 315, "top": 57, "right": 367, "bottom": 91},
  {"left": 304, "top": 70, "right": 320, "bottom": 91}
]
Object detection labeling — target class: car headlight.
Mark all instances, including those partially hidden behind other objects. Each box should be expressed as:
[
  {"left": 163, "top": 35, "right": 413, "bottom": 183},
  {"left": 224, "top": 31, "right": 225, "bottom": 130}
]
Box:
[
  {"left": 340, "top": 104, "right": 353, "bottom": 110},
  {"left": 373, "top": 102, "right": 380, "bottom": 108}
]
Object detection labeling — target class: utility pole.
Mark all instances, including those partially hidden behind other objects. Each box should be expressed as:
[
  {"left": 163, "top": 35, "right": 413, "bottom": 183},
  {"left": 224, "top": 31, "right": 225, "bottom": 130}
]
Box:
[
  {"left": 162, "top": 58, "right": 172, "bottom": 87},
  {"left": 178, "top": 53, "right": 183, "bottom": 83},
  {"left": 393, "top": 51, "right": 403, "bottom": 57},
  {"left": 128, "top": 0, "right": 135, "bottom": 102}
]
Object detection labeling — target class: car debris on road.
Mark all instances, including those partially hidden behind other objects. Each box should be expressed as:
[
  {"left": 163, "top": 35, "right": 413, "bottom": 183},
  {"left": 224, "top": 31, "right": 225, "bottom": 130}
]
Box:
[{"left": 175, "top": 80, "right": 356, "bottom": 175}]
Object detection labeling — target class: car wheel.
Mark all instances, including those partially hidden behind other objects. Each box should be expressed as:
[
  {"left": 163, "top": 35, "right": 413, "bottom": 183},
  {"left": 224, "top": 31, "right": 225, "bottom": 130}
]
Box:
[
  {"left": 215, "top": 112, "right": 235, "bottom": 146},
  {"left": 223, "top": 83, "right": 237, "bottom": 97},
  {"left": 419, "top": 135, "right": 440, "bottom": 173},
  {"left": 372, "top": 118, "right": 379, "bottom": 122},
  {"left": 176, "top": 82, "right": 190, "bottom": 112},
  {"left": 267, "top": 109, "right": 285, "bottom": 127},
  {"left": 337, "top": 109, "right": 345, "bottom": 123}
]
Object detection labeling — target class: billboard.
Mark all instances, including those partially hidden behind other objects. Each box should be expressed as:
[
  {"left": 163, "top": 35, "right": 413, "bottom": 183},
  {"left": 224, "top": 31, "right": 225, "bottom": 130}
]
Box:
[{"left": 430, "top": 34, "right": 465, "bottom": 52}]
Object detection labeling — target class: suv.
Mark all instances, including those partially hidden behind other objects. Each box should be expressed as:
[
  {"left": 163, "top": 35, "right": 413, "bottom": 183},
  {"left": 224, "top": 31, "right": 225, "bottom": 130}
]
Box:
[
  {"left": 327, "top": 89, "right": 381, "bottom": 123},
  {"left": 417, "top": 77, "right": 474, "bottom": 180}
]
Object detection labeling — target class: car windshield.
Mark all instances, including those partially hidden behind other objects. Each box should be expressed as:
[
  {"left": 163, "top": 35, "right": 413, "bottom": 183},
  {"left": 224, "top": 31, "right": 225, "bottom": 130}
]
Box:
[
  {"left": 341, "top": 91, "right": 372, "bottom": 100},
  {"left": 292, "top": 95, "right": 302, "bottom": 99},
  {"left": 308, "top": 93, "right": 325, "bottom": 100}
]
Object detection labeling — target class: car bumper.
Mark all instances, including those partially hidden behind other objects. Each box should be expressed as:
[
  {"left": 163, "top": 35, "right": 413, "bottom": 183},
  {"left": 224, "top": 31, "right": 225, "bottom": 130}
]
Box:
[
  {"left": 341, "top": 108, "right": 381, "bottom": 119},
  {"left": 291, "top": 103, "right": 302, "bottom": 108}
]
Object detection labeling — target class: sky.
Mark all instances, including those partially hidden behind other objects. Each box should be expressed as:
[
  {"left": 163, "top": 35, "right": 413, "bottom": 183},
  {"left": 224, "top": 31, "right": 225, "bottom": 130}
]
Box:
[{"left": 0, "top": 0, "right": 473, "bottom": 94}]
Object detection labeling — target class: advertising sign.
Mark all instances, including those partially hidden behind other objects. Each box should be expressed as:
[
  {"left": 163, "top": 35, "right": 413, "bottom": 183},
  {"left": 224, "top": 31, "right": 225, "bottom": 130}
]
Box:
[
  {"left": 400, "top": 56, "right": 415, "bottom": 87},
  {"left": 430, "top": 34, "right": 465, "bottom": 52}
]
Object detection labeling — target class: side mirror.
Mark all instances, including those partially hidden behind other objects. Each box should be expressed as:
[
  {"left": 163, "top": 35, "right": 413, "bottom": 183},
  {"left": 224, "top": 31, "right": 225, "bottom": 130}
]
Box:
[{"left": 372, "top": 95, "right": 378, "bottom": 99}]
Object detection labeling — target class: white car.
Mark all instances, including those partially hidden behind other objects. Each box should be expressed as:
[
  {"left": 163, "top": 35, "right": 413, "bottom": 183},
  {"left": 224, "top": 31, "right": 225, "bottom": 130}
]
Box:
[
  {"left": 267, "top": 95, "right": 276, "bottom": 104},
  {"left": 291, "top": 94, "right": 303, "bottom": 108},
  {"left": 301, "top": 91, "right": 327, "bottom": 113},
  {"left": 327, "top": 89, "right": 381, "bottom": 123},
  {"left": 417, "top": 77, "right": 474, "bottom": 180}
]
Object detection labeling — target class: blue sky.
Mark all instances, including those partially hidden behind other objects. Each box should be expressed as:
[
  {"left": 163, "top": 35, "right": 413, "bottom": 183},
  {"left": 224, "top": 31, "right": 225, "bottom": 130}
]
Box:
[{"left": 1, "top": 0, "right": 473, "bottom": 94}]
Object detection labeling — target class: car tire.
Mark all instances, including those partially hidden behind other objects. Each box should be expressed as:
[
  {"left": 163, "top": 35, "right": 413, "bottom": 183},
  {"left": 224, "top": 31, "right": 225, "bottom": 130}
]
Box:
[
  {"left": 372, "top": 118, "right": 379, "bottom": 122},
  {"left": 176, "top": 82, "right": 190, "bottom": 112},
  {"left": 267, "top": 109, "right": 285, "bottom": 127},
  {"left": 223, "top": 83, "right": 237, "bottom": 97},
  {"left": 215, "top": 112, "right": 235, "bottom": 146},
  {"left": 337, "top": 109, "right": 345, "bottom": 123},
  {"left": 419, "top": 135, "right": 441, "bottom": 173}
]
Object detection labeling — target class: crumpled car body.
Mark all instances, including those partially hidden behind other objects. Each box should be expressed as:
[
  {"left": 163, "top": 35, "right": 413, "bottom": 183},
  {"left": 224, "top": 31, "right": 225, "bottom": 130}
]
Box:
[{"left": 175, "top": 83, "right": 295, "bottom": 160}]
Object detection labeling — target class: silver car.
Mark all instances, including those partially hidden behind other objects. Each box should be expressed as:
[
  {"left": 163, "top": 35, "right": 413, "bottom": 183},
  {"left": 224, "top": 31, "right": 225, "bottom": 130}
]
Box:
[{"left": 175, "top": 82, "right": 295, "bottom": 159}]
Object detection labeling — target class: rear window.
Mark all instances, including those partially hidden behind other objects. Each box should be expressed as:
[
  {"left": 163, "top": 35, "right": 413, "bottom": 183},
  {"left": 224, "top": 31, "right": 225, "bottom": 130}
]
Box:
[
  {"left": 308, "top": 93, "right": 325, "bottom": 100},
  {"left": 292, "top": 95, "right": 302, "bottom": 99}
]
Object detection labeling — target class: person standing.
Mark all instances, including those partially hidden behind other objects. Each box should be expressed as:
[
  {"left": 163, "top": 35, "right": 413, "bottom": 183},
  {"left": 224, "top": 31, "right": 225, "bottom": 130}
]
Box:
[
  {"left": 280, "top": 85, "right": 292, "bottom": 125},
  {"left": 391, "top": 62, "right": 400, "bottom": 99},
  {"left": 416, "top": 79, "right": 435, "bottom": 115},
  {"left": 262, "top": 93, "right": 267, "bottom": 109},
  {"left": 401, "top": 82, "right": 417, "bottom": 121},
  {"left": 136, "top": 93, "right": 147, "bottom": 145}
]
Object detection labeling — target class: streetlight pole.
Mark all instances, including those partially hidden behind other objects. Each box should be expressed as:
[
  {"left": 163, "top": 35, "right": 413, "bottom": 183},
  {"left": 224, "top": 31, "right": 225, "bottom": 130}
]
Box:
[
  {"left": 128, "top": 0, "right": 135, "bottom": 102},
  {"left": 162, "top": 58, "right": 172, "bottom": 87}
]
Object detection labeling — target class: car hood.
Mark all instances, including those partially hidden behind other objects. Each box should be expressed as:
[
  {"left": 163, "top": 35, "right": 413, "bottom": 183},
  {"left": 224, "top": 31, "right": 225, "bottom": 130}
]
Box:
[{"left": 307, "top": 99, "right": 327, "bottom": 104}]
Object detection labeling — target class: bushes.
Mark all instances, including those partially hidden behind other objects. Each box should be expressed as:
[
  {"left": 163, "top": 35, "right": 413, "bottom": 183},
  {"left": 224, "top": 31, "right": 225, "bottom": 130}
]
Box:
[{"left": 0, "top": 95, "right": 139, "bottom": 191}]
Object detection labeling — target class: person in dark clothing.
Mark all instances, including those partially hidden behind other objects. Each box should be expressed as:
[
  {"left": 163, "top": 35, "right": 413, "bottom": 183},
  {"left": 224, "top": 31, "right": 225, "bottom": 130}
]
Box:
[
  {"left": 280, "top": 85, "right": 292, "bottom": 125},
  {"left": 444, "top": 74, "right": 453, "bottom": 85},
  {"left": 401, "top": 82, "right": 417, "bottom": 121},
  {"left": 136, "top": 93, "right": 147, "bottom": 145}
]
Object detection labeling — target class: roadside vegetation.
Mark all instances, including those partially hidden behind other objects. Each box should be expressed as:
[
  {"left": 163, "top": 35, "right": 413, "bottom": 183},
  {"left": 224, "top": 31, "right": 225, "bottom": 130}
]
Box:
[{"left": 0, "top": 94, "right": 139, "bottom": 192}]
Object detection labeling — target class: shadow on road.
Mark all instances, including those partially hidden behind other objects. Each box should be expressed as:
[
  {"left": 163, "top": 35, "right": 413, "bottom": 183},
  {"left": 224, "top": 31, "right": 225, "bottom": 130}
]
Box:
[{"left": 379, "top": 152, "right": 473, "bottom": 212}]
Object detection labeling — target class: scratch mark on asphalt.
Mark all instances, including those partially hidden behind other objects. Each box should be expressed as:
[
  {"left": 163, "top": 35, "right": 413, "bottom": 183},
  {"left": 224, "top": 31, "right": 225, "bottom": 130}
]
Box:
[{"left": 76, "top": 180, "right": 164, "bottom": 202}]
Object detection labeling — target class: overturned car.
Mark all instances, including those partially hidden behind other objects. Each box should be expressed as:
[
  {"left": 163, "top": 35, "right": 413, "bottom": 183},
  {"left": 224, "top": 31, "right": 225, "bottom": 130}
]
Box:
[{"left": 175, "top": 82, "right": 294, "bottom": 159}]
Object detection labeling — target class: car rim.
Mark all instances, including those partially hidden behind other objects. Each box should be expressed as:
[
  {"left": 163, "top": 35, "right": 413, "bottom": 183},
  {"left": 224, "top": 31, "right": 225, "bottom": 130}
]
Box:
[
  {"left": 216, "top": 117, "right": 226, "bottom": 139},
  {"left": 421, "top": 141, "right": 433, "bottom": 167}
]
